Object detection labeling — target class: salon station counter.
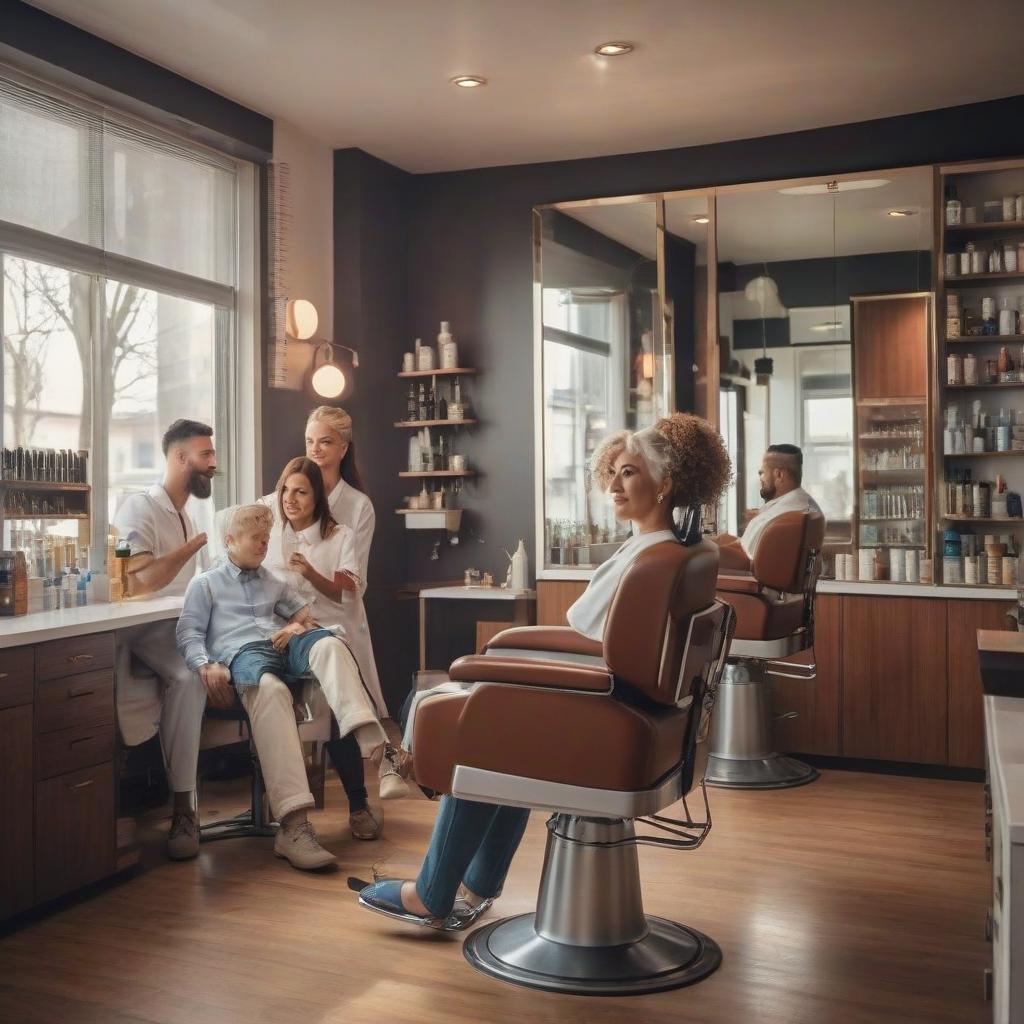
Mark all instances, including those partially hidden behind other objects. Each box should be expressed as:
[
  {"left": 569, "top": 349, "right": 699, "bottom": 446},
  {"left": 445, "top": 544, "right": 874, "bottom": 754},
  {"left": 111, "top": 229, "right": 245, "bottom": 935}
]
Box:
[
  {"left": 0, "top": 595, "right": 182, "bottom": 922},
  {"left": 537, "top": 573, "right": 1017, "bottom": 772}
]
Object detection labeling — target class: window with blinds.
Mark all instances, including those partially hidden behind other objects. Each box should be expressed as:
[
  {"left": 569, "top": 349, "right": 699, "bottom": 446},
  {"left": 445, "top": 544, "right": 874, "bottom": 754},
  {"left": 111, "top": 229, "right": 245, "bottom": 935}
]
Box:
[{"left": 0, "top": 69, "right": 256, "bottom": 561}]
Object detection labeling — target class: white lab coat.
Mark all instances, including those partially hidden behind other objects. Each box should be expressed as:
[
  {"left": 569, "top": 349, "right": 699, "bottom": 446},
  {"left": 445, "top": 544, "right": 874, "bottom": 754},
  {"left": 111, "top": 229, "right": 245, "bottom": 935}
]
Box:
[{"left": 259, "top": 481, "right": 387, "bottom": 717}]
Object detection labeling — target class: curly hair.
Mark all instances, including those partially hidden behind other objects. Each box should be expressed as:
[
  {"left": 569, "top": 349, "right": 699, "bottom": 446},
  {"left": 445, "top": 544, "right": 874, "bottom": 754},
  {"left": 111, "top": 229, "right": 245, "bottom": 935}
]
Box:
[{"left": 590, "top": 413, "right": 732, "bottom": 510}]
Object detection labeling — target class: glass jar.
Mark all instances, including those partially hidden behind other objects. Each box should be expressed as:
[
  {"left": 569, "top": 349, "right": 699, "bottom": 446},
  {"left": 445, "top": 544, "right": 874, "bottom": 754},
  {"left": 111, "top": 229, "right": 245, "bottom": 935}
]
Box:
[{"left": 1007, "top": 242, "right": 1019, "bottom": 273}]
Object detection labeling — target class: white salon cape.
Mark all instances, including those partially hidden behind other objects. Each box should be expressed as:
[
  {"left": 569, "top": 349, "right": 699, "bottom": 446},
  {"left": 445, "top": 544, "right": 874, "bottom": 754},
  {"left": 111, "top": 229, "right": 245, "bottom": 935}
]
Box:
[
  {"left": 260, "top": 481, "right": 387, "bottom": 717},
  {"left": 566, "top": 529, "right": 678, "bottom": 641},
  {"left": 739, "top": 487, "right": 822, "bottom": 559}
]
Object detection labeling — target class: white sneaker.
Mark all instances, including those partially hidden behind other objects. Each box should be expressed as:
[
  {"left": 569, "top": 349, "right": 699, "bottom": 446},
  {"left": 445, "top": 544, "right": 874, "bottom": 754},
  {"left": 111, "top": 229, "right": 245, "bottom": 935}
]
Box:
[
  {"left": 167, "top": 811, "right": 199, "bottom": 860},
  {"left": 378, "top": 744, "right": 411, "bottom": 800},
  {"left": 273, "top": 820, "right": 337, "bottom": 870}
]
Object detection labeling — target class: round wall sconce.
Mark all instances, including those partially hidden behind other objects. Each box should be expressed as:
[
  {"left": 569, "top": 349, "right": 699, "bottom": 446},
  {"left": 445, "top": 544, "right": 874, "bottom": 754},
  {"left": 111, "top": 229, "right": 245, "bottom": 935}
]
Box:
[
  {"left": 286, "top": 298, "right": 318, "bottom": 340},
  {"left": 311, "top": 343, "right": 347, "bottom": 399}
]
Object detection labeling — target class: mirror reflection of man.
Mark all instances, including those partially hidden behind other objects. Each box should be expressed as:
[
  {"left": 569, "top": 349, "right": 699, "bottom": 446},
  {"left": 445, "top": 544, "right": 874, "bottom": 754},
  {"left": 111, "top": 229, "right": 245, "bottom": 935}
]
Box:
[
  {"left": 113, "top": 419, "right": 228, "bottom": 860},
  {"left": 715, "top": 443, "right": 823, "bottom": 572}
]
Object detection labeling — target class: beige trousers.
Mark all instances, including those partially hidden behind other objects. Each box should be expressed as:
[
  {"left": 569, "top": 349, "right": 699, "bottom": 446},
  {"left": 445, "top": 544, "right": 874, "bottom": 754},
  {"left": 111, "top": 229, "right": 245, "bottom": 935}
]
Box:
[
  {"left": 307, "top": 636, "right": 387, "bottom": 757},
  {"left": 239, "top": 676, "right": 314, "bottom": 821}
]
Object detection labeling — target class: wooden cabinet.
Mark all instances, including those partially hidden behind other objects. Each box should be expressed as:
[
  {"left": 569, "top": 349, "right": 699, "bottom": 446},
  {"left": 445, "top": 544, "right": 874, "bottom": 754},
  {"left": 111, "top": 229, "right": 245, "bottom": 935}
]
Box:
[
  {"left": 852, "top": 293, "right": 929, "bottom": 401},
  {"left": 1, "top": 631, "right": 119, "bottom": 922},
  {"left": 35, "top": 762, "right": 114, "bottom": 904},
  {"left": 0, "top": 704, "right": 34, "bottom": 918},
  {"left": 947, "top": 599, "right": 1014, "bottom": 769},
  {"left": 537, "top": 580, "right": 587, "bottom": 626},
  {"left": 772, "top": 593, "right": 842, "bottom": 756},
  {"left": 841, "top": 596, "right": 949, "bottom": 763}
]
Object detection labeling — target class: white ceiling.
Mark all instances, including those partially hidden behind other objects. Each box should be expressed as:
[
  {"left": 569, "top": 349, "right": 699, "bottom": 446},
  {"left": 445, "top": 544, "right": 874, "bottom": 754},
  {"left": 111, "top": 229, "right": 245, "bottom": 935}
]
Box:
[{"left": 26, "top": 0, "right": 1024, "bottom": 173}]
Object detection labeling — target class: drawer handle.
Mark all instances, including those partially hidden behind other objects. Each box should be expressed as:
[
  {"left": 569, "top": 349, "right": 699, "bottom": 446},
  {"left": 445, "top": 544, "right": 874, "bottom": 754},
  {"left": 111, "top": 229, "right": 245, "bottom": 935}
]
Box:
[
  {"left": 68, "top": 779, "right": 95, "bottom": 790},
  {"left": 67, "top": 654, "right": 95, "bottom": 664},
  {"left": 69, "top": 736, "right": 94, "bottom": 748},
  {"left": 68, "top": 689, "right": 95, "bottom": 699}
]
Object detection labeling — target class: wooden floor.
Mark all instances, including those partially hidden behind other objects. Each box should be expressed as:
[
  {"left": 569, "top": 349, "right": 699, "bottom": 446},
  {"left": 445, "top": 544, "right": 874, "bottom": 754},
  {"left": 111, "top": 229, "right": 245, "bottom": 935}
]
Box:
[{"left": 0, "top": 769, "right": 991, "bottom": 1024}]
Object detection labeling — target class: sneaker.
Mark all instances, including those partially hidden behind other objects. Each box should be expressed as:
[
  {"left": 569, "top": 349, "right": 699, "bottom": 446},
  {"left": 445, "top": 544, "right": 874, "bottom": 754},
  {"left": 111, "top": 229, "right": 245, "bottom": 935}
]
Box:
[
  {"left": 273, "top": 820, "right": 337, "bottom": 870},
  {"left": 378, "top": 744, "right": 411, "bottom": 801},
  {"left": 349, "top": 807, "right": 382, "bottom": 841},
  {"left": 167, "top": 810, "right": 199, "bottom": 860}
]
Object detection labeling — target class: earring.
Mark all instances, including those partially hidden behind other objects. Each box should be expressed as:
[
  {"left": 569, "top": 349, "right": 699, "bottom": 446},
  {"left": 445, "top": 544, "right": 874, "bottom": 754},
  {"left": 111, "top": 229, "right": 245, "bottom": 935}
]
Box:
[{"left": 657, "top": 494, "right": 664, "bottom": 504}]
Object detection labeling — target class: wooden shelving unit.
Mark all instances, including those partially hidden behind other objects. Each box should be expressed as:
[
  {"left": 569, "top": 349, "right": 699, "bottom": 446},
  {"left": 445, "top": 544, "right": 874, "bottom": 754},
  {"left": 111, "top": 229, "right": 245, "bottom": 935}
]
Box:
[
  {"left": 937, "top": 158, "right": 1024, "bottom": 587},
  {"left": 395, "top": 361, "right": 476, "bottom": 530}
]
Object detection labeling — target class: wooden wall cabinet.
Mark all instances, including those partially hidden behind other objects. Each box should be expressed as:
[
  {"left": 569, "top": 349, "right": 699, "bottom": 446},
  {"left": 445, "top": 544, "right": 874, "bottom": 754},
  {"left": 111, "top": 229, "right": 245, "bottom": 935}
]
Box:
[
  {"left": 0, "top": 632, "right": 118, "bottom": 922},
  {"left": 537, "top": 580, "right": 587, "bottom": 627}
]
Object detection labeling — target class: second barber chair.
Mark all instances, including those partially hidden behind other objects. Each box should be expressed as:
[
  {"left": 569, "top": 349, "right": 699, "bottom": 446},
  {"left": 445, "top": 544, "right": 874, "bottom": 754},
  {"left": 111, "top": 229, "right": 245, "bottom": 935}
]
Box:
[
  {"left": 706, "top": 509, "right": 825, "bottom": 789},
  {"left": 413, "top": 537, "right": 733, "bottom": 995}
]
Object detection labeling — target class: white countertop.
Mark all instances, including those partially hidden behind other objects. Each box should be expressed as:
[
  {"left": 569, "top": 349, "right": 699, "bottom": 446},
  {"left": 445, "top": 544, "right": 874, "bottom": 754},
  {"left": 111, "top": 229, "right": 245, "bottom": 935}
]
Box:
[
  {"left": 986, "top": 696, "right": 1024, "bottom": 844},
  {"left": 538, "top": 568, "right": 1015, "bottom": 600},
  {"left": 420, "top": 587, "right": 536, "bottom": 601},
  {"left": 0, "top": 596, "right": 183, "bottom": 650}
]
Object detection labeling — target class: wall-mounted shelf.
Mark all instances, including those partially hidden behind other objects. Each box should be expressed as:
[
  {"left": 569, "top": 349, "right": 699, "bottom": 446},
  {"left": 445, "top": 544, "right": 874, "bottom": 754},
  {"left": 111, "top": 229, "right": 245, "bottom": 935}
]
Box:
[
  {"left": 0, "top": 512, "right": 89, "bottom": 521},
  {"left": 943, "top": 451, "right": 1024, "bottom": 457},
  {"left": 393, "top": 419, "right": 477, "bottom": 429},
  {"left": 943, "top": 515, "right": 1023, "bottom": 523},
  {"left": 945, "top": 336, "right": 1024, "bottom": 343},
  {"left": 399, "top": 470, "right": 475, "bottom": 479},
  {"left": 945, "top": 220, "right": 1024, "bottom": 234},
  {"left": 943, "top": 270, "right": 1024, "bottom": 284},
  {"left": 945, "top": 383, "right": 1024, "bottom": 390},
  {"left": 397, "top": 367, "right": 478, "bottom": 379},
  {"left": 395, "top": 508, "right": 462, "bottom": 532},
  {"left": 0, "top": 481, "right": 89, "bottom": 492}
]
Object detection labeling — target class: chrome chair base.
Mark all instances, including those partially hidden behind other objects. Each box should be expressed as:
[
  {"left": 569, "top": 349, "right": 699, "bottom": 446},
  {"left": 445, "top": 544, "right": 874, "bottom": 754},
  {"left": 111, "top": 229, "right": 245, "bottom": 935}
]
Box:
[
  {"left": 704, "top": 752, "right": 818, "bottom": 790},
  {"left": 464, "top": 913, "right": 721, "bottom": 995},
  {"left": 706, "top": 660, "right": 819, "bottom": 790}
]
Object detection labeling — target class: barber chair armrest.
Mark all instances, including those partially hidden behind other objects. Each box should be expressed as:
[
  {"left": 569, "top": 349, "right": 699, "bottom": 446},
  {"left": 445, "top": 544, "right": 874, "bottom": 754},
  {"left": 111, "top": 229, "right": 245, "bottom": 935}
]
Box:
[
  {"left": 484, "top": 625, "right": 603, "bottom": 659},
  {"left": 449, "top": 654, "right": 612, "bottom": 694},
  {"left": 715, "top": 572, "right": 761, "bottom": 594}
]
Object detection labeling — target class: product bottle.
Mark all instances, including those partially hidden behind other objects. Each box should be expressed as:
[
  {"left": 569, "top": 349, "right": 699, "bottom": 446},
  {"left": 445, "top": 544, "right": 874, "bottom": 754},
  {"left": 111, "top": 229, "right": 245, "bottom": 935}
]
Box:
[
  {"left": 426, "top": 379, "right": 436, "bottom": 421},
  {"left": 417, "top": 381, "right": 427, "bottom": 421},
  {"left": 406, "top": 383, "right": 417, "bottom": 421},
  {"left": 437, "top": 433, "right": 448, "bottom": 471},
  {"left": 453, "top": 375, "right": 462, "bottom": 407},
  {"left": 438, "top": 321, "right": 457, "bottom": 369},
  {"left": 511, "top": 539, "right": 528, "bottom": 591},
  {"left": 944, "top": 183, "right": 962, "bottom": 227}
]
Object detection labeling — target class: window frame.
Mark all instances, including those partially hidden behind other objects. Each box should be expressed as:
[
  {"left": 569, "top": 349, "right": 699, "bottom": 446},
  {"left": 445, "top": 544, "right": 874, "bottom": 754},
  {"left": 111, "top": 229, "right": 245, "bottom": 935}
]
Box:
[{"left": 0, "top": 65, "right": 259, "bottom": 557}]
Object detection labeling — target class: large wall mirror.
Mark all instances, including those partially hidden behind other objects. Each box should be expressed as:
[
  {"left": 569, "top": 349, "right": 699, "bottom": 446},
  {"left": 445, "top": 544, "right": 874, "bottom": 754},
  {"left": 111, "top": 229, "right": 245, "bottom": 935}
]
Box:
[
  {"left": 535, "top": 168, "right": 932, "bottom": 576},
  {"left": 715, "top": 171, "right": 932, "bottom": 558}
]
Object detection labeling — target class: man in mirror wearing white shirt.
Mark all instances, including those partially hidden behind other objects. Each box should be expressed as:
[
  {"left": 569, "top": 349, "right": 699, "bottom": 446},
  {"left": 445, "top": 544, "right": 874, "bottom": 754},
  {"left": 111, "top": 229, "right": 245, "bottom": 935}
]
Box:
[
  {"left": 715, "top": 444, "right": 823, "bottom": 572},
  {"left": 113, "top": 419, "right": 226, "bottom": 860}
]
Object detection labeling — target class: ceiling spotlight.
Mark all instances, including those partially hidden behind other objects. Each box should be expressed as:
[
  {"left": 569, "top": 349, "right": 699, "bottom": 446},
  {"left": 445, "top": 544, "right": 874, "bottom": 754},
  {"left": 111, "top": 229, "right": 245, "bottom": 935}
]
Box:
[
  {"left": 595, "top": 41, "right": 634, "bottom": 56},
  {"left": 692, "top": 215, "right": 710, "bottom": 225},
  {"left": 888, "top": 209, "right": 917, "bottom": 217},
  {"left": 451, "top": 75, "right": 487, "bottom": 88}
]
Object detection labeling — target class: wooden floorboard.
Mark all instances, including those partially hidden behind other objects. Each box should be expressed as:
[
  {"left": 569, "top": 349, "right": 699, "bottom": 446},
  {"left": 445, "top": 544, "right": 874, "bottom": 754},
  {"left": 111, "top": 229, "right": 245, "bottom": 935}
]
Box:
[{"left": 0, "top": 769, "right": 990, "bottom": 1024}]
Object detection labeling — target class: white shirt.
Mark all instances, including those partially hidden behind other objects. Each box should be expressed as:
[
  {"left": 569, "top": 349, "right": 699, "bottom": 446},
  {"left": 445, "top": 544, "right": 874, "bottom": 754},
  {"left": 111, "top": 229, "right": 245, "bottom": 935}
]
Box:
[
  {"left": 262, "top": 517, "right": 360, "bottom": 631},
  {"left": 112, "top": 484, "right": 204, "bottom": 597},
  {"left": 567, "top": 529, "right": 678, "bottom": 641},
  {"left": 326, "top": 479, "right": 374, "bottom": 596},
  {"left": 740, "top": 486, "right": 823, "bottom": 558}
]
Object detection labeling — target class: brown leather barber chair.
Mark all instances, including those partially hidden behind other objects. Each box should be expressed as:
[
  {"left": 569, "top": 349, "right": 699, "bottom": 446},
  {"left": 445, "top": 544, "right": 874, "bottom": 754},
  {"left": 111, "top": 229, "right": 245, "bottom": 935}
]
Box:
[
  {"left": 707, "top": 509, "right": 825, "bottom": 789},
  {"left": 413, "top": 538, "right": 734, "bottom": 996}
]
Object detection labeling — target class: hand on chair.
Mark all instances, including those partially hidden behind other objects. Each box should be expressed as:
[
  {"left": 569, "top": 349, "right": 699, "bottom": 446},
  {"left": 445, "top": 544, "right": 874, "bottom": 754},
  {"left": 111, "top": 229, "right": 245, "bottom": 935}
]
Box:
[
  {"left": 270, "top": 622, "right": 306, "bottom": 652},
  {"left": 199, "top": 661, "right": 234, "bottom": 709}
]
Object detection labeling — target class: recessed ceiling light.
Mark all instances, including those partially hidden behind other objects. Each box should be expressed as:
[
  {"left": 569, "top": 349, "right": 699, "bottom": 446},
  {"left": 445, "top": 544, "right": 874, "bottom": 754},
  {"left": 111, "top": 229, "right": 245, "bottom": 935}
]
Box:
[
  {"left": 778, "top": 179, "right": 890, "bottom": 195},
  {"left": 451, "top": 75, "right": 487, "bottom": 88},
  {"left": 692, "top": 215, "right": 710, "bottom": 224},
  {"left": 888, "top": 209, "right": 917, "bottom": 217},
  {"left": 595, "top": 41, "right": 634, "bottom": 56}
]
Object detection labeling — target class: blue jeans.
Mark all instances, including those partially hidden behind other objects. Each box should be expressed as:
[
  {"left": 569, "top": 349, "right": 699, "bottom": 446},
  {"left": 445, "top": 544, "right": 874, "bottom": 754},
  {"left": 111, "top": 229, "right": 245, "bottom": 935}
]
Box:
[
  {"left": 228, "top": 627, "right": 334, "bottom": 689},
  {"left": 416, "top": 795, "right": 530, "bottom": 917}
]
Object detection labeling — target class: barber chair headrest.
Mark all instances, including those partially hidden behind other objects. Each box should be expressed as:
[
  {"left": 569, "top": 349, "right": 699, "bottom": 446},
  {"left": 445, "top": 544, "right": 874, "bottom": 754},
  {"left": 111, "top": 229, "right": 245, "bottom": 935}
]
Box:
[
  {"left": 750, "top": 510, "right": 825, "bottom": 593},
  {"left": 602, "top": 538, "right": 720, "bottom": 706}
]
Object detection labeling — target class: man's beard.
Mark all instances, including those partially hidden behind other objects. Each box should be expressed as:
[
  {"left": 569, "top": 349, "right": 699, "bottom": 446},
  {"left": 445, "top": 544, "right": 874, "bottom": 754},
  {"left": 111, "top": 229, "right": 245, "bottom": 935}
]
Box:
[
  {"left": 760, "top": 484, "right": 775, "bottom": 502},
  {"left": 186, "top": 468, "right": 214, "bottom": 499}
]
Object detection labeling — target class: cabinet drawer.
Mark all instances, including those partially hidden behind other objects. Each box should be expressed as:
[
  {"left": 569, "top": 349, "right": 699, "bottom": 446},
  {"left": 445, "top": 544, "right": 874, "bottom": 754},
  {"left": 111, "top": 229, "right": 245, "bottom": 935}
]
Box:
[
  {"left": 0, "top": 646, "right": 33, "bottom": 710},
  {"left": 35, "top": 762, "right": 114, "bottom": 904},
  {"left": 36, "top": 721, "right": 115, "bottom": 780},
  {"left": 35, "top": 670, "right": 114, "bottom": 735},
  {"left": 35, "top": 633, "right": 114, "bottom": 683}
]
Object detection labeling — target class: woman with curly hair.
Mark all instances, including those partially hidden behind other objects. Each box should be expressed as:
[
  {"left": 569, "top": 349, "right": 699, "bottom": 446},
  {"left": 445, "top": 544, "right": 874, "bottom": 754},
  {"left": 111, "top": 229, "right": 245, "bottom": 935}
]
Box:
[{"left": 353, "top": 413, "right": 731, "bottom": 931}]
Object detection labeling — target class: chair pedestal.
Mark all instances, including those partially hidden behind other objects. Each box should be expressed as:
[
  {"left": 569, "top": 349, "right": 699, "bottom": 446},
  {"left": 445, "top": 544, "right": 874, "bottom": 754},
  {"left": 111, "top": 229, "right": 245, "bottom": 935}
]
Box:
[
  {"left": 463, "top": 814, "right": 721, "bottom": 995},
  {"left": 705, "top": 661, "right": 818, "bottom": 790},
  {"left": 200, "top": 749, "right": 278, "bottom": 842}
]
